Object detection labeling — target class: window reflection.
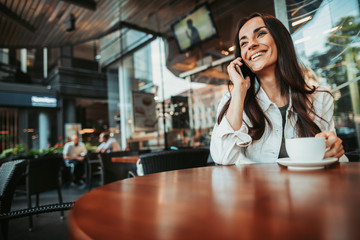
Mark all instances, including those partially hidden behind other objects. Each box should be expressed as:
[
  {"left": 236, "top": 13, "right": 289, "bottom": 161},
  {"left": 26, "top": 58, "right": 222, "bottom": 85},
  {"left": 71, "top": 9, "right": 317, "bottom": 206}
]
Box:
[{"left": 292, "top": 0, "right": 360, "bottom": 156}]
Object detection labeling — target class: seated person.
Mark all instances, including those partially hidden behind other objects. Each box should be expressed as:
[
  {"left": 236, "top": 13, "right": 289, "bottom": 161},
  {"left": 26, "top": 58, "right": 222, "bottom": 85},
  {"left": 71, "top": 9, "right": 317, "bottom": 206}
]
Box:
[
  {"left": 96, "top": 132, "right": 121, "bottom": 153},
  {"left": 63, "top": 134, "right": 87, "bottom": 185}
]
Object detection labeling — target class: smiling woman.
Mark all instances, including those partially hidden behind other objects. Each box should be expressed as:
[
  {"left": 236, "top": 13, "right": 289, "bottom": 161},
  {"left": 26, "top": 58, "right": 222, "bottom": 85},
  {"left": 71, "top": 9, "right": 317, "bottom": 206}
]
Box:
[
  {"left": 210, "top": 13, "right": 346, "bottom": 165},
  {"left": 238, "top": 20, "right": 278, "bottom": 74}
]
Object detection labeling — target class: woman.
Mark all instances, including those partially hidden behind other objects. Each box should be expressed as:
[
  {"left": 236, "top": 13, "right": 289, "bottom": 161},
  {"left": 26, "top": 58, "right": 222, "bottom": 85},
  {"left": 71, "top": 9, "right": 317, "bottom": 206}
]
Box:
[{"left": 210, "top": 13, "right": 346, "bottom": 165}]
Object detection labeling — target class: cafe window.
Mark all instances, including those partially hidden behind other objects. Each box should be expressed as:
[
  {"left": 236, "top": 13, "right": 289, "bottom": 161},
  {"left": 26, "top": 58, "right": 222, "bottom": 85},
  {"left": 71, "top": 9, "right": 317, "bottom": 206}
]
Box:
[{"left": 289, "top": 0, "right": 360, "bottom": 157}]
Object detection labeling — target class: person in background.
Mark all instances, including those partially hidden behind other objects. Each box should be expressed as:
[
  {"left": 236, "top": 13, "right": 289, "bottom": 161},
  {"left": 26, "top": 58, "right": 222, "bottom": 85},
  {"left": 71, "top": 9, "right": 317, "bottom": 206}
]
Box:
[
  {"left": 96, "top": 132, "right": 121, "bottom": 153},
  {"left": 63, "top": 134, "right": 87, "bottom": 185},
  {"left": 210, "top": 13, "right": 346, "bottom": 165},
  {"left": 186, "top": 19, "right": 201, "bottom": 46}
]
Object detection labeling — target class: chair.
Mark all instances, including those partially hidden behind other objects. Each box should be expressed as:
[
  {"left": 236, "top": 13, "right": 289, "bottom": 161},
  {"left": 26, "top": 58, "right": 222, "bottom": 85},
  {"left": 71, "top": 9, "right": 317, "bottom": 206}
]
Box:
[
  {"left": 346, "top": 151, "right": 360, "bottom": 162},
  {"left": 86, "top": 152, "right": 103, "bottom": 190},
  {"left": 0, "top": 160, "right": 26, "bottom": 240},
  {"left": 25, "top": 155, "right": 64, "bottom": 231},
  {"left": 99, "top": 151, "right": 139, "bottom": 184},
  {"left": 139, "top": 148, "right": 210, "bottom": 175}
]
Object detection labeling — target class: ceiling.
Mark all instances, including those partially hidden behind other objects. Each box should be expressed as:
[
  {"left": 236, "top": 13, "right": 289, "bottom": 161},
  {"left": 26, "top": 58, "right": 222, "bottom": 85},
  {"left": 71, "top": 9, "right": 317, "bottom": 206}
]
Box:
[{"left": 0, "top": 0, "right": 276, "bottom": 81}]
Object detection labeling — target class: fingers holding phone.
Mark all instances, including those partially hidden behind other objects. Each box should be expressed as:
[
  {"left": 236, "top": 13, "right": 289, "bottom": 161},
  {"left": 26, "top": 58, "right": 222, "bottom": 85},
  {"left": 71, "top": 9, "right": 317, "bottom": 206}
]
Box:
[
  {"left": 235, "top": 65, "right": 245, "bottom": 79},
  {"left": 227, "top": 57, "right": 250, "bottom": 93}
]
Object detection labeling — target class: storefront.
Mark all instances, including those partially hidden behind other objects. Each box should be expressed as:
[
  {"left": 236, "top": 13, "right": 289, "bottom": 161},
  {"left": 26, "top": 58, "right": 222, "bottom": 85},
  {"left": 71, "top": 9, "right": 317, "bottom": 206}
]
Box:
[{"left": 0, "top": 86, "right": 60, "bottom": 153}]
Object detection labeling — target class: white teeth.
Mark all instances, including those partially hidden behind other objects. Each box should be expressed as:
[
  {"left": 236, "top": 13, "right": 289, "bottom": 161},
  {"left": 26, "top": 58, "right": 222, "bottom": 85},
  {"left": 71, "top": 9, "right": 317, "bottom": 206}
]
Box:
[{"left": 251, "top": 52, "right": 263, "bottom": 60}]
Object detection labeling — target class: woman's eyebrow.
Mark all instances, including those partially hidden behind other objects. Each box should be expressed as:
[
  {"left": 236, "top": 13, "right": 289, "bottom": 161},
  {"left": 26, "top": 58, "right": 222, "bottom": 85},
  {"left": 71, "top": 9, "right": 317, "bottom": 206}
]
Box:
[{"left": 239, "top": 26, "right": 266, "bottom": 41}]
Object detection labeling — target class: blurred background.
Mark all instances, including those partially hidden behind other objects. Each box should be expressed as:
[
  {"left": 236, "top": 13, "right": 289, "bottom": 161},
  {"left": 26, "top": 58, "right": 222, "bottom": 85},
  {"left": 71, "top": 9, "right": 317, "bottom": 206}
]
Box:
[{"left": 0, "top": 0, "right": 359, "bottom": 161}]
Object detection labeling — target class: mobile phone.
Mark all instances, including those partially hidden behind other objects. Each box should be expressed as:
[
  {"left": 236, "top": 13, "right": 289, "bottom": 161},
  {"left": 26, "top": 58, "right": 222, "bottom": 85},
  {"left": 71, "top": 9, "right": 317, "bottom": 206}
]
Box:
[{"left": 235, "top": 65, "right": 245, "bottom": 79}]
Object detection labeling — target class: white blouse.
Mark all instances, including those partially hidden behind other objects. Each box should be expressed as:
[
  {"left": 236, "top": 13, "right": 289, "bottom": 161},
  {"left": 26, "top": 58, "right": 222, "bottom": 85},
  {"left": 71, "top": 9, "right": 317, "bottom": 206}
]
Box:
[{"left": 210, "top": 82, "right": 347, "bottom": 165}]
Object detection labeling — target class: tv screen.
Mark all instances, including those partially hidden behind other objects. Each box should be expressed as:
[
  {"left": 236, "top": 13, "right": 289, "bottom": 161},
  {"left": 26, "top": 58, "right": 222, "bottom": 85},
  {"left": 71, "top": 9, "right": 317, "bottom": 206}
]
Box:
[{"left": 171, "top": 4, "right": 217, "bottom": 53}]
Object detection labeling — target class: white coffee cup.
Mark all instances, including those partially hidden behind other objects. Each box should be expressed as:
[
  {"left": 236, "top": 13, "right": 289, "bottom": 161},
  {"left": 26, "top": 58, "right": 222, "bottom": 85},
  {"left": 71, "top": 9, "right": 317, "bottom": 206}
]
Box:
[{"left": 285, "top": 137, "right": 326, "bottom": 162}]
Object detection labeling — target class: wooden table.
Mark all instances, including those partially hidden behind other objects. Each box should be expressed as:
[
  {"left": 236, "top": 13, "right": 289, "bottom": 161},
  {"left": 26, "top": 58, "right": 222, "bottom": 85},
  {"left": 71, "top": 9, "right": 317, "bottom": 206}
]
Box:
[
  {"left": 69, "top": 162, "right": 360, "bottom": 240},
  {"left": 111, "top": 156, "right": 139, "bottom": 163}
]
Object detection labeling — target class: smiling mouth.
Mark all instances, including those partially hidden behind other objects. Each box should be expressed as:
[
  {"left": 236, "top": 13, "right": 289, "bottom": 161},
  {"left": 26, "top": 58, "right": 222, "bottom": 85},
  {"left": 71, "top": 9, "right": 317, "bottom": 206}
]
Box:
[{"left": 250, "top": 51, "right": 265, "bottom": 61}]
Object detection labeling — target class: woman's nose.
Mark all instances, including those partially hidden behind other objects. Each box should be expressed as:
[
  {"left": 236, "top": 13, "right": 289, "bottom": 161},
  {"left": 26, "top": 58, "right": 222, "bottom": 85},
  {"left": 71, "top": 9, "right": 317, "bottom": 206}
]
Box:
[{"left": 247, "top": 38, "right": 259, "bottom": 50}]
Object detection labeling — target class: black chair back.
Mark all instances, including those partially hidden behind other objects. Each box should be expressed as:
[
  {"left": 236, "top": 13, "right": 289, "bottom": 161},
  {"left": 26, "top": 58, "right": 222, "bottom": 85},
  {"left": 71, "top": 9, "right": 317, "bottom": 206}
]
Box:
[
  {"left": 0, "top": 160, "right": 26, "bottom": 240},
  {"left": 26, "top": 155, "right": 64, "bottom": 231},
  {"left": 99, "top": 151, "right": 139, "bottom": 184},
  {"left": 26, "top": 155, "right": 62, "bottom": 194},
  {"left": 140, "top": 148, "right": 209, "bottom": 175}
]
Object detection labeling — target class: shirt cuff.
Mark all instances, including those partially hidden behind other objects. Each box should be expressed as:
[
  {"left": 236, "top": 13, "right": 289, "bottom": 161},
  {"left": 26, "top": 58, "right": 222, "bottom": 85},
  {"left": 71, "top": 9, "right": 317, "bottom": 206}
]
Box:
[{"left": 215, "top": 116, "right": 252, "bottom": 147}]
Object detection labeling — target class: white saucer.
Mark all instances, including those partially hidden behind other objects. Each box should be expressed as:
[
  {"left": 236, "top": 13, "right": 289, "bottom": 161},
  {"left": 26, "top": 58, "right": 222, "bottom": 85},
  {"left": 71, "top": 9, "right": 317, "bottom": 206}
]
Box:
[{"left": 276, "top": 157, "right": 339, "bottom": 170}]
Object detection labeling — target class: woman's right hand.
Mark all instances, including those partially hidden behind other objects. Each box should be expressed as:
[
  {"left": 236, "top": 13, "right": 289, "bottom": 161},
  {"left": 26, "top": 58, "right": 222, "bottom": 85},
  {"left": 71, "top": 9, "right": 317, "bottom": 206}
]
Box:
[
  {"left": 225, "top": 57, "right": 251, "bottom": 131},
  {"left": 227, "top": 57, "right": 251, "bottom": 96}
]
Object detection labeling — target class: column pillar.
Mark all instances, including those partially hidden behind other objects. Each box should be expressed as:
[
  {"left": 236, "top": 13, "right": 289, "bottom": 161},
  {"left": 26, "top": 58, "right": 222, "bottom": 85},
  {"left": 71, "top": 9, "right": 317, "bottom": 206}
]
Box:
[
  {"left": 39, "top": 112, "right": 50, "bottom": 150},
  {"left": 119, "top": 64, "right": 128, "bottom": 150},
  {"left": 0, "top": 49, "right": 9, "bottom": 79},
  {"left": 20, "top": 48, "right": 27, "bottom": 73},
  {"left": 274, "top": 0, "right": 290, "bottom": 31},
  {"left": 43, "top": 48, "right": 48, "bottom": 79},
  {"left": 64, "top": 99, "right": 76, "bottom": 124}
]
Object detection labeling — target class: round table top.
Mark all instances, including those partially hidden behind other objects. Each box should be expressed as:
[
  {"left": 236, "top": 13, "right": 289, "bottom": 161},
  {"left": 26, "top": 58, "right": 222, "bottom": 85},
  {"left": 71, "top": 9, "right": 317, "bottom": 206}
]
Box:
[{"left": 69, "top": 162, "right": 360, "bottom": 240}]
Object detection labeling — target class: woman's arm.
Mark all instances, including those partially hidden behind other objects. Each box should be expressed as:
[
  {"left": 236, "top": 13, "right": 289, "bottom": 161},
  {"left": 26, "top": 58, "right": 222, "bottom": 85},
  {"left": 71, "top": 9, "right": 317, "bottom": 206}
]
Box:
[
  {"left": 314, "top": 91, "right": 345, "bottom": 159},
  {"left": 225, "top": 58, "right": 250, "bottom": 130},
  {"left": 210, "top": 58, "right": 252, "bottom": 165},
  {"left": 210, "top": 118, "right": 252, "bottom": 165},
  {"left": 111, "top": 141, "right": 121, "bottom": 152}
]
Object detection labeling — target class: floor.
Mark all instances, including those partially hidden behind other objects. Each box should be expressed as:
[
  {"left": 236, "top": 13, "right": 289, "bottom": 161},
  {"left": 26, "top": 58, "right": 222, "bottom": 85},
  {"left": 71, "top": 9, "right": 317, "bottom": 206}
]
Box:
[{"left": 6, "top": 184, "right": 93, "bottom": 240}]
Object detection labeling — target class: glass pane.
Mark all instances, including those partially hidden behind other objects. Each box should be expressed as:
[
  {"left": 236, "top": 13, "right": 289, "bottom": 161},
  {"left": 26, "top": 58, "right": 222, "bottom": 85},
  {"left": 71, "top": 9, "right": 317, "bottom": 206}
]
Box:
[{"left": 289, "top": 0, "right": 360, "bottom": 157}]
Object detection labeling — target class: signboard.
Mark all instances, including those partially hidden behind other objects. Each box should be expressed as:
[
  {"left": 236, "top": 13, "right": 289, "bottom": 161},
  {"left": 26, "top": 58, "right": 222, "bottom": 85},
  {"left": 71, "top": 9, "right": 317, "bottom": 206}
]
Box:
[
  {"left": 132, "top": 91, "right": 157, "bottom": 132},
  {"left": 0, "top": 92, "right": 59, "bottom": 108},
  {"left": 31, "top": 96, "right": 57, "bottom": 107}
]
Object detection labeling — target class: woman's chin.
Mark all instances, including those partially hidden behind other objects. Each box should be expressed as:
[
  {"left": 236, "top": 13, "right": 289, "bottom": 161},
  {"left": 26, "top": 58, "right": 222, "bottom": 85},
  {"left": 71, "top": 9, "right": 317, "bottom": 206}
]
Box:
[
  {"left": 249, "top": 64, "right": 275, "bottom": 75},
  {"left": 249, "top": 67, "right": 263, "bottom": 74}
]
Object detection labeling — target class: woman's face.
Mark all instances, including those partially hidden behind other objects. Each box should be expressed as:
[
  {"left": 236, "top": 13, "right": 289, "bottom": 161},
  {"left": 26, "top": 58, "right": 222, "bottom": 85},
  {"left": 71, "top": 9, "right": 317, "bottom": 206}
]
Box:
[{"left": 238, "top": 17, "right": 278, "bottom": 74}]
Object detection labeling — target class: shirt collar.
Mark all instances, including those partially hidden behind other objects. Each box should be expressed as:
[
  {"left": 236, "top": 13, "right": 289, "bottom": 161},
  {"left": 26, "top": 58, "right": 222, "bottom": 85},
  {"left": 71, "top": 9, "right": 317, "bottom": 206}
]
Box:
[{"left": 254, "top": 78, "right": 293, "bottom": 112}]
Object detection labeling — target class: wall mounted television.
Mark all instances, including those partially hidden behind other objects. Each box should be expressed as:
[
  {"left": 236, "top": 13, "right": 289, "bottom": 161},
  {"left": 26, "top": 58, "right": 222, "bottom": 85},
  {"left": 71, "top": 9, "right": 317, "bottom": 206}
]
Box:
[{"left": 171, "top": 4, "right": 218, "bottom": 53}]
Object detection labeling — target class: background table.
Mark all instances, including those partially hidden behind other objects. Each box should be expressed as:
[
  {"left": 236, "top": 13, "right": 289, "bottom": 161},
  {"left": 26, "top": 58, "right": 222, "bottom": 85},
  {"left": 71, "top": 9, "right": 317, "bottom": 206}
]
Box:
[
  {"left": 111, "top": 156, "right": 139, "bottom": 163},
  {"left": 69, "top": 162, "right": 360, "bottom": 240}
]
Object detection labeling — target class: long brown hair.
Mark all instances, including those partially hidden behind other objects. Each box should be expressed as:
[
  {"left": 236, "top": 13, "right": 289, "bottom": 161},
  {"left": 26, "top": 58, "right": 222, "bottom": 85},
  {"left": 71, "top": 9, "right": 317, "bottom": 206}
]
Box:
[{"left": 217, "top": 13, "right": 323, "bottom": 140}]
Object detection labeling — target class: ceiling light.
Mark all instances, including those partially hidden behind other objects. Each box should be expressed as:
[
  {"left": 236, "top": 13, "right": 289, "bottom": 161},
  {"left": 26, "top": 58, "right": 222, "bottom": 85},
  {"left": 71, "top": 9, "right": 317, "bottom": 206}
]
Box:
[
  {"left": 221, "top": 50, "right": 229, "bottom": 55},
  {"left": 292, "top": 16, "right": 312, "bottom": 27},
  {"left": 228, "top": 46, "right": 235, "bottom": 52},
  {"left": 80, "top": 129, "right": 95, "bottom": 134}
]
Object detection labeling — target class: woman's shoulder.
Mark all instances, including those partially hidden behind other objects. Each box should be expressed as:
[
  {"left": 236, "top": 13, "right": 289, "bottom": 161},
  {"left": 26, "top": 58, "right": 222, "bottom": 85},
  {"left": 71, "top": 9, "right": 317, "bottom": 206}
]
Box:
[
  {"left": 312, "top": 86, "right": 333, "bottom": 100},
  {"left": 214, "top": 91, "right": 231, "bottom": 116},
  {"left": 311, "top": 87, "right": 334, "bottom": 111}
]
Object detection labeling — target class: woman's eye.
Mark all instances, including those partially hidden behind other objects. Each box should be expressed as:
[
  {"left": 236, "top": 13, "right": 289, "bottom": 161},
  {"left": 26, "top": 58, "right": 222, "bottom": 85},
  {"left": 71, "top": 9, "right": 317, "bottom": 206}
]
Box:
[
  {"left": 240, "top": 41, "right": 247, "bottom": 47},
  {"left": 257, "top": 31, "right": 266, "bottom": 37}
]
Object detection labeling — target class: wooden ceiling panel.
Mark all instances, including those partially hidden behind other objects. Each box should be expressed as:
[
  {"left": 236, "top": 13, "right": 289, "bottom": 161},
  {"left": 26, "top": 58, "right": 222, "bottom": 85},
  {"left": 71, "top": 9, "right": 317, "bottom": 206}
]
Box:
[
  {"left": 0, "top": 0, "right": 223, "bottom": 48},
  {"left": 0, "top": 0, "right": 274, "bottom": 76}
]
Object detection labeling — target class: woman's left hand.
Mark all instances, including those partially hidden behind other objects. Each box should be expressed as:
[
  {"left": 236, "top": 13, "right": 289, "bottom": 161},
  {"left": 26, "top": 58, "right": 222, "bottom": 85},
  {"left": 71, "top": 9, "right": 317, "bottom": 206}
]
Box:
[{"left": 315, "top": 131, "right": 344, "bottom": 159}]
